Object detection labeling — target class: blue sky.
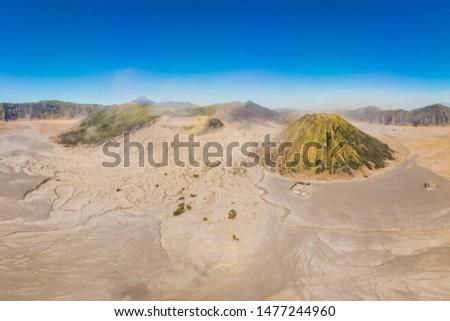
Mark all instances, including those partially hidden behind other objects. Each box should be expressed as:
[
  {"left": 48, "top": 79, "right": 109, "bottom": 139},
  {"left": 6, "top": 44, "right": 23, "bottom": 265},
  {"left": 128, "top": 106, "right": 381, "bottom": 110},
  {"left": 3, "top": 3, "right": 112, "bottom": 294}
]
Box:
[{"left": 1, "top": 0, "right": 449, "bottom": 108}]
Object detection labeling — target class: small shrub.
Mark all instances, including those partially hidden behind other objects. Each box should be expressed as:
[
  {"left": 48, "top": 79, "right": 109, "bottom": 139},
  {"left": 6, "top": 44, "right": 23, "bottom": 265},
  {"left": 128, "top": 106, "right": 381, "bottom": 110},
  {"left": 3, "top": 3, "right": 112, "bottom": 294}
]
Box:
[
  {"left": 228, "top": 209, "right": 237, "bottom": 219},
  {"left": 173, "top": 203, "right": 185, "bottom": 216},
  {"left": 179, "top": 196, "right": 185, "bottom": 201},
  {"left": 203, "top": 217, "right": 208, "bottom": 221},
  {"left": 232, "top": 234, "right": 239, "bottom": 241},
  {"left": 193, "top": 174, "right": 199, "bottom": 178},
  {"left": 186, "top": 204, "right": 192, "bottom": 210},
  {"left": 190, "top": 194, "right": 197, "bottom": 198}
]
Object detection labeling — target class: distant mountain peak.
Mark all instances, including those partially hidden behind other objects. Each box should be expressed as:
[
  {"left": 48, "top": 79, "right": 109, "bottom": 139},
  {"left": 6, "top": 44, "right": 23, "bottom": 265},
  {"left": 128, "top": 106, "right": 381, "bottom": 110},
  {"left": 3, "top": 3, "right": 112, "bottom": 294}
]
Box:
[
  {"left": 130, "top": 96, "right": 154, "bottom": 104},
  {"left": 364, "top": 105, "right": 382, "bottom": 110},
  {"left": 156, "top": 101, "right": 196, "bottom": 108},
  {"left": 427, "top": 103, "right": 447, "bottom": 108},
  {"left": 229, "top": 100, "right": 280, "bottom": 123}
]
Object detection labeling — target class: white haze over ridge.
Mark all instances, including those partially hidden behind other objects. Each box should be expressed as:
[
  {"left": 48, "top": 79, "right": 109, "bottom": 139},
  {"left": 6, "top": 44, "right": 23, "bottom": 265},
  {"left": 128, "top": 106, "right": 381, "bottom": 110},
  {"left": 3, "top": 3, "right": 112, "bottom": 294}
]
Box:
[{"left": 1, "top": 69, "right": 450, "bottom": 110}]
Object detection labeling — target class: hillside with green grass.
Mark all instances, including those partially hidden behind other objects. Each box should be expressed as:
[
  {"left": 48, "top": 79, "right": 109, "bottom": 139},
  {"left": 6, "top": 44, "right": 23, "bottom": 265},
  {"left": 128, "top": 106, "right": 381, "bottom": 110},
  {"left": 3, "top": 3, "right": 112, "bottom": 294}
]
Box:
[
  {"left": 277, "top": 113, "right": 394, "bottom": 175},
  {"left": 59, "top": 104, "right": 158, "bottom": 145}
]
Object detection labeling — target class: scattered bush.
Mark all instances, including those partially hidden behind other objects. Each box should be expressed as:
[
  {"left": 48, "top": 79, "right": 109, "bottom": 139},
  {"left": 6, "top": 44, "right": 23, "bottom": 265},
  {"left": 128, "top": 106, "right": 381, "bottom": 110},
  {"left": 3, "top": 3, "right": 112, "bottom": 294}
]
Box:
[
  {"left": 228, "top": 209, "right": 237, "bottom": 219},
  {"left": 173, "top": 203, "right": 185, "bottom": 216},
  {"left": 232, "top": 234, "right": 239, "bottom": 241}
]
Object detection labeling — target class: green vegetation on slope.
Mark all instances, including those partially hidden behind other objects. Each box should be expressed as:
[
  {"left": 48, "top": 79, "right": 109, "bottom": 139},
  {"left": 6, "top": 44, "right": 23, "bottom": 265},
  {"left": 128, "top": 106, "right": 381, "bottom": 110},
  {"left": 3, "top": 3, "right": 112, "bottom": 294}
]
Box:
[
  {"left": 187, "top": 105, "right": 219, "bottom": 117},
  {"left": 59, "top": 104, "right": 158, "bottom": 145},
  {"left": 278, "top": 113, "right": 394, "bottom": 174}
]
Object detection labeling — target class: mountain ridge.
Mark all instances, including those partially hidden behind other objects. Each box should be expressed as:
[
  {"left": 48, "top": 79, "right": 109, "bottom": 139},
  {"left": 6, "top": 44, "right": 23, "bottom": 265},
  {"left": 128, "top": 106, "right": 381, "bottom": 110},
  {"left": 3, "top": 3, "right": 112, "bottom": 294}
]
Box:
[
  {"left": 130, "top": 97, "right": 196, "bottom": 108},
  {"left": 130, "top": 96, "right": 154, "bottom": 104},
  {"left": 0, "top": 100, "right": 105, "bottom": 121},
  {"left": 338, "top": 103, "right": 450, "bottom": 126}
]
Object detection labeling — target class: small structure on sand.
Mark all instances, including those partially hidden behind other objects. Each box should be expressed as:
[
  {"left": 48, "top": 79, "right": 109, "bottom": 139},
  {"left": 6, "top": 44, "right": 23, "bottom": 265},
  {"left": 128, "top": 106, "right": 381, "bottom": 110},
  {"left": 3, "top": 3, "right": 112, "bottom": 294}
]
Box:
[{"left": 289, "top": 181, "right": 311, "bottom": 198}]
